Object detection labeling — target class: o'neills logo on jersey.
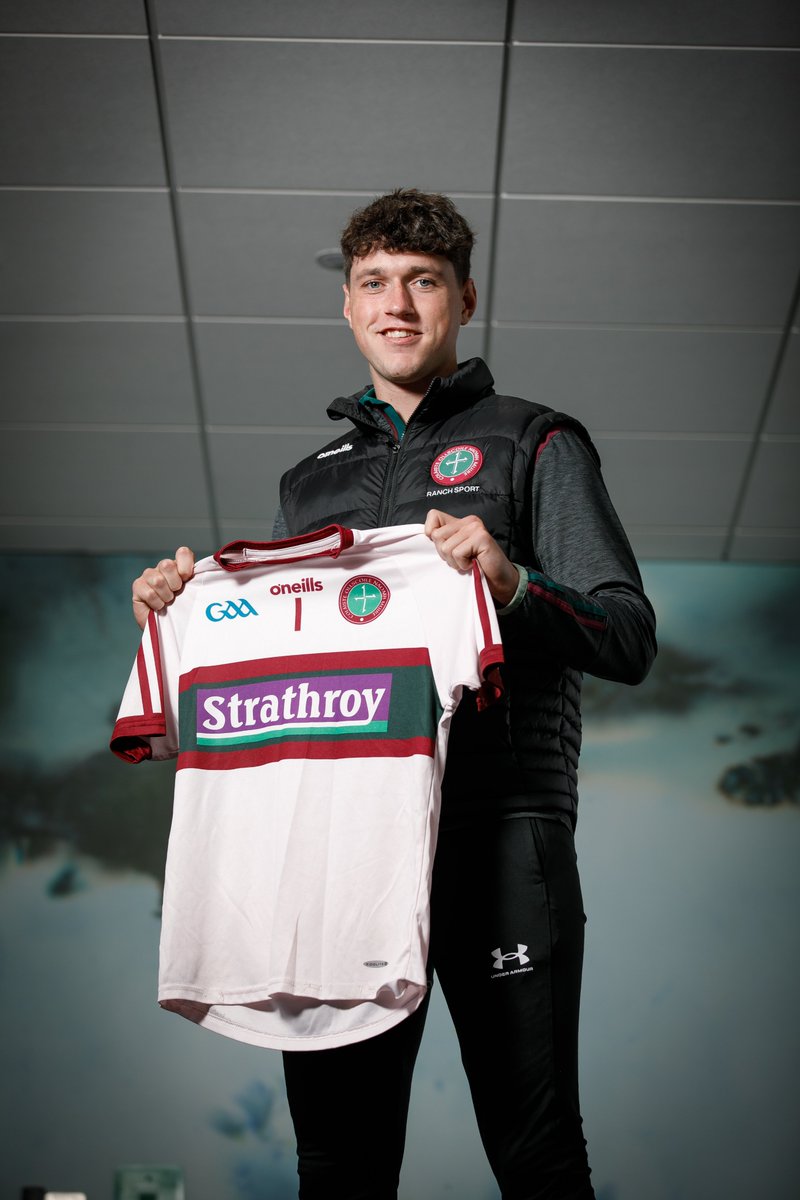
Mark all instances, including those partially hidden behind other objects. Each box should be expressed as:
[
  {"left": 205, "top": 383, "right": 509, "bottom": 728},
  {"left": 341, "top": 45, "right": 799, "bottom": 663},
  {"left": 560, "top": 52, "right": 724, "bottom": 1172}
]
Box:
[
  {"left": 196, "top": 672, "right": 393, "bottom": 746},
  {"left": 269, "top": 577, "right": 323, "bottom": 596},
  {"left": 430, "top": 444, "right": 483, "bottom": 486},
  {"left": 339, "top": 576, "right": 390, "bottom": 624}
]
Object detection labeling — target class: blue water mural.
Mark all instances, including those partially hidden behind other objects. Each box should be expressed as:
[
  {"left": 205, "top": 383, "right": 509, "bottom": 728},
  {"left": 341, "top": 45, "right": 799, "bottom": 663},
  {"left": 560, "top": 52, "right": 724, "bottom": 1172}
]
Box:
[{"left": 0, "top": 556, "right": 798, "bottom": 1199}]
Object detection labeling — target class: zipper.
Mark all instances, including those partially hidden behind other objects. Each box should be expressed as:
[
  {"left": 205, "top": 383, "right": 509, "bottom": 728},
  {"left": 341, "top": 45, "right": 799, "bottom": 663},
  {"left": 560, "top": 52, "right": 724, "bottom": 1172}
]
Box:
[
  {"left": 377, "top": 440, "right": 401, "bottom": 526},
  {"left": 375, "top": 376, "right": 440, "bottom": 527}
]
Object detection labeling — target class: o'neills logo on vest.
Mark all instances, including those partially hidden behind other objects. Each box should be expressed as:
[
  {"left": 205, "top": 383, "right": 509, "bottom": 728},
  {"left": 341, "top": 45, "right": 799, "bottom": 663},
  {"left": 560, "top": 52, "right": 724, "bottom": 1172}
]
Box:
[
  {"left": 430, "top": 444, "right": 483, "bottom": 486},
  {"left": 196, "top": 672, "right": 393, "bottom": 746}
]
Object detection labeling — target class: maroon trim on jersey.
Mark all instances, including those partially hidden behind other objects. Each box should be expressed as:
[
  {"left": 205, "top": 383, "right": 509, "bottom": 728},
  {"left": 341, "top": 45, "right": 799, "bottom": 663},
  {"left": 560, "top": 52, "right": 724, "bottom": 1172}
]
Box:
[
  {"left": 176, "top": 734, "right": 435, "bottom": 772},
  {"left": 179, "top": 647, "right": 432, "bottom": 693},
  {"left": 214, "top": 525, "right": 355, "bottom": 572},
  {"left": 110, "top": 714, "right": 167, "bottom": 763},
  {"left": 470, "top": 561, "right": 504, "bottom": 710},
  {"left": 136, "top": 641, "right": 152, "bottom": 716},
  {"left": 148, "top": 609, "right": 165, "bottom": 714}
]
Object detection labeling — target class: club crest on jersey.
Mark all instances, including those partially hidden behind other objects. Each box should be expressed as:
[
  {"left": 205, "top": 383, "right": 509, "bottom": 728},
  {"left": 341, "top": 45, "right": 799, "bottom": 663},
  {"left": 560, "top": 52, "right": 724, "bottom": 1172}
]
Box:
[
  {"left": 339, "top": 576, "right": 390, "bottom": 624},
  {"left": 430, "top": 444, "right": 483, "bottom": 486}
]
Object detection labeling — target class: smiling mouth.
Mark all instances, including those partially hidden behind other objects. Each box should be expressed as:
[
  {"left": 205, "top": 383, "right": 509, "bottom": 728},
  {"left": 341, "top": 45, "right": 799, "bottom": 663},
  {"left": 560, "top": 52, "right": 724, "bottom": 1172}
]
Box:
[{"left": 380, "top": 329, "right": 419, "bottom": 340}]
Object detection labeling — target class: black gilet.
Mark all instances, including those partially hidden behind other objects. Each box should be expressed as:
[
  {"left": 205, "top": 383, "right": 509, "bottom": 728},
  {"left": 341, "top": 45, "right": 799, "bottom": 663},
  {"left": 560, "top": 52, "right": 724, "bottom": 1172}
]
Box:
[{"left": 279, "top": 358, "right": 599, "bottom": 826}]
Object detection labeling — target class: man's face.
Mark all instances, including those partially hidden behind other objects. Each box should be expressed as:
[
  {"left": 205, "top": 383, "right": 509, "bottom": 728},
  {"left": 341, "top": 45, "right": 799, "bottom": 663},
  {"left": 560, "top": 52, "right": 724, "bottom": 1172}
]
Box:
[{"left": 343, "top": 250, "right": 477, "bottom": 398}]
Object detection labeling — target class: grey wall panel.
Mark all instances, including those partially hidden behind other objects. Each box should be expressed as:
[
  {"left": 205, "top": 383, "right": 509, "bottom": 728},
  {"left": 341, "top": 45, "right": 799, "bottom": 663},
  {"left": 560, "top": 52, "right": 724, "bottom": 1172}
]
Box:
[
  {"left": 0, "top": 192, "right": 183, "bottom": 314},
  {"left": 180, "top": 193, "right": 492, "bottom": 318},
  {"left": 160, "top": 40, "right": 502, "bottom": 190},
  {"left": 0, "top": 430, "right": 210, "bottom": 519},
  {"left": 503, "top": 47, "right": 800, "bottom": 200},
  {"left": 593, "top": 435, "right": 751, "bottom": 526},
  {"left": 0, "top": 322, "right": 196, "bottom": 423},
  {"left": 197, "top": 323, "right": 368, "bottom": 425},
  {"left": 512, "top": 1, "right": 800, "bottom": 47},
  {"left": 0, "top": 1, "right": 147, "bottom": 34},
  {"left": 738, "top": 442, "right": 800, "bottom": 527},
  {"left": 0, "top": 38, "right": 165, "bottom": 186},
  {"left": 157, "top": 0, "right": 505, "bottom": 40},
  {"left": 490, "top": 328, "right": 778, "bottom": 434},
  {"left": 196, "top": 321, "right": 485, "bottom": 425},
  {"left": 0, "top": 518, "right": 216, "bottom": 555},
  {"left": 765, "top": 331, "right": 800, "bottom": 434},
  {"left": 209, "top": 430, "right": 339, "bottom": 522},
  {"left": 493, "top": 200, "right": 800, "bottom": 327}
]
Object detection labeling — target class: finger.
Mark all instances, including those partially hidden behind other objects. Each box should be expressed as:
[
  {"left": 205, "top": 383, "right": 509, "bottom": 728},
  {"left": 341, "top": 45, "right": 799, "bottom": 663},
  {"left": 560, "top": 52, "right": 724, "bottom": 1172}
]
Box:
[
  {"left": 424, "top": 509, "right": 450, "bottom": 536},
  {"left": 150, "top": 558, "right": 181, "bottom": 595},
  {"left": 174, "top": 545, "right": 196, "bottom": 581}
]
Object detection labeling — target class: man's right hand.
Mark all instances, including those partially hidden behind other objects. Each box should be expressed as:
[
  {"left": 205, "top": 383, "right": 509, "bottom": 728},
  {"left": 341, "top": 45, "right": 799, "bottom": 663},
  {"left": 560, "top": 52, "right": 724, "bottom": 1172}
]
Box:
[{"left": 132, "top": 547, "right": 196, "bottom": 629}]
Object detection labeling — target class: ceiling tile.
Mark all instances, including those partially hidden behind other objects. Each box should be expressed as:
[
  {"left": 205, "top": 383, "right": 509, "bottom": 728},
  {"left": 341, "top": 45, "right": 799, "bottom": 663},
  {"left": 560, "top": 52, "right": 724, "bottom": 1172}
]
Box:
[
  {"left": 512, "top": 1, "right": 800, "bottom": 47},
  {"left": 489, "top": 327, "right": 778, "bottom": 434},
  {"left": 503, "top": 47, "right": 799, "bottom": 200},
  {"left": 196, "top": 321, "right": 485, "bottom": 425},
  {"left": 209, "top": 430, "right": 335, "bottom": 524},
  {"left": 0, "top": 519, "right": 216, "bottom": 556},
  {"left": 728, "top": 531, "right": 800, "bottom": 561},
  {"left": 737, "top": 441, "right": 800, "bottom": 527},
  {"left": 0, "top": 322, "right": 196, "bottom": 423},
  {"left": 493, "top": 199, "right": 800, "bottom": 326},
  {"left": 180, "top": 193, "right": 492, "bottom": 318},
  {"left": 0, "top": 191, "right": 183, "bottom": 315},
  {"left": 0, "top": 38, "right": 165, "bottom": 186},
  {"left": 0, "top": 430, "right": 210, "bottom": 519},
  {"left": 158, "top": 0, "right": 505, "bottom": 39},
  {"left": 765, "top": 331, "right": 800, "bottom": 434},
  {"left": 625, "top": 529, "right": 727, "bottom": 560},
  {"left": 0, "top": 1, "right": 146, "bottom": 33},
  {"left": 593, "top": 435, "right": 751, "bottom": 526},
  {"left": 161, "top": 40, "right": 502, "bottom": 190}
]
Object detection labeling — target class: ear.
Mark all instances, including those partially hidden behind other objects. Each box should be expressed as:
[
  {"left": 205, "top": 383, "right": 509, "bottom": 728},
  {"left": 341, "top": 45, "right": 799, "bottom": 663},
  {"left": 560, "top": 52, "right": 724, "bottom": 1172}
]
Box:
[
  {"left": 460, "top": 278, "right": 477, "bottom": 326},
  {"left": 342, "top": 281, "right": 352, "bottom": 326}
]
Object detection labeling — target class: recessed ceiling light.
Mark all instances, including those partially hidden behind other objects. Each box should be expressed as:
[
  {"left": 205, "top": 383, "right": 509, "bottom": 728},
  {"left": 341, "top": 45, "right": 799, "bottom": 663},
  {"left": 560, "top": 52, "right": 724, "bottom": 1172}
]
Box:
[{"left": 315, "top": 249, "right": 345, "bottom": 271}]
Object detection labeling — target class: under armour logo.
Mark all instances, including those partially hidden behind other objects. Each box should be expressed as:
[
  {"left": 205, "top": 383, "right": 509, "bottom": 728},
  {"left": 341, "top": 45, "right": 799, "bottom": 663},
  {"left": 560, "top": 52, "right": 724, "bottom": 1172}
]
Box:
[
  {"left": 205, "top": 598, "right": 259, "bottom": 622},
  {"left": 491, "top": 944, "right": 530, "bottom": 971}
]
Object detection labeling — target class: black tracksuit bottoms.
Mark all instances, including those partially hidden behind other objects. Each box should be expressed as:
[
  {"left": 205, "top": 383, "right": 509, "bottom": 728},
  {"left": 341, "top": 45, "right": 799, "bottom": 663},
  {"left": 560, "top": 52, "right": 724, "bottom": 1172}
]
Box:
[{"left": 283, "top": 814, "right": 596, "bottom": 1200}]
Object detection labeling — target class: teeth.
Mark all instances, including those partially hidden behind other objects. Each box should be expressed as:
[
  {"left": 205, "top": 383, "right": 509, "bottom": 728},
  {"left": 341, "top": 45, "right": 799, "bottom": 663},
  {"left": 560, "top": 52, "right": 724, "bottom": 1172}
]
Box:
[{"left": 384, "top": 330, "right": 415, "bottom": 338}]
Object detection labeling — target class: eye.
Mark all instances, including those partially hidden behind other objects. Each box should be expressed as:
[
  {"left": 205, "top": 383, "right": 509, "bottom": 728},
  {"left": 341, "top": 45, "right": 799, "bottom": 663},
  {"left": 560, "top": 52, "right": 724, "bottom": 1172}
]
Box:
[
  {"left": 415, "top": 277, "right": 435, "bottom": 289},
  {"left": 363, "top": 279, "right": 383, "bottom": 290}
]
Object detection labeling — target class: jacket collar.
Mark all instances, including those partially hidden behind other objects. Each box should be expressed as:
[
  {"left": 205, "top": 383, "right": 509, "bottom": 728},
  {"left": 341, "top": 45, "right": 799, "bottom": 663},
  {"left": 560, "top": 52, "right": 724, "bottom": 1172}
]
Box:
[{"left": 326, "top": 357, "right": 495, "bottom": 431}]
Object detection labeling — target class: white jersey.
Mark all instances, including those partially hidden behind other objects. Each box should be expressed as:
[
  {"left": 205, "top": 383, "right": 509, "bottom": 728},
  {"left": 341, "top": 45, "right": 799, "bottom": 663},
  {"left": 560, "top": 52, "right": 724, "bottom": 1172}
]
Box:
[{"left": 112, "top": 524, "right": 503, "bottom": 1051}]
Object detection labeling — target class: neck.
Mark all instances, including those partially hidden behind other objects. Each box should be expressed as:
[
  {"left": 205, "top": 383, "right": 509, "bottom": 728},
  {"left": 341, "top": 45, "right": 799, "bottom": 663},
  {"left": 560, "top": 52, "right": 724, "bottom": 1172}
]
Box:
[{"left": 370, "top": 362, "right": 456, "bottom": 422}]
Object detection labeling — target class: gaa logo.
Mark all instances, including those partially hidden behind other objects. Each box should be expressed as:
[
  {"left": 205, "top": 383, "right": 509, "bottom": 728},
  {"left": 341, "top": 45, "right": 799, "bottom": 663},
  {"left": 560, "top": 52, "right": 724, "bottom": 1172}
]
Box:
[
  {"left": 338, "top": 575, "right": 390, "bottom": 624},
  {"left": 430, "top": 444, "right": 483, "bottom": 486},
  {"left": 205, "top": 598, "right": 259, "bottom": 622}
]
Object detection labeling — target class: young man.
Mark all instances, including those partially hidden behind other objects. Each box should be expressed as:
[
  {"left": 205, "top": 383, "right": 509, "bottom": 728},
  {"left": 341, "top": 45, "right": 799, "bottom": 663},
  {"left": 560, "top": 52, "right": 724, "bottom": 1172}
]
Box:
[{"left": 132, "top": 189, "right": 656, "bottom": 1200}]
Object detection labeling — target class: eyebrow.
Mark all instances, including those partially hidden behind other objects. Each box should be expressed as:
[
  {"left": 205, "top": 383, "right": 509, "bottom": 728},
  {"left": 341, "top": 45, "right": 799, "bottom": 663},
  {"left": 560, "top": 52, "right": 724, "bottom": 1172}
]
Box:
[{"left": 351, "top": 262, "right": 447, "bottom": 281}]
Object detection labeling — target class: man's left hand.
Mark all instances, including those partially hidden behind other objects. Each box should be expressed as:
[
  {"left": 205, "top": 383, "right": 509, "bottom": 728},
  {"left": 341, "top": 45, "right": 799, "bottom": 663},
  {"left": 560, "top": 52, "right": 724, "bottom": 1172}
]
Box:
[{"left": 424, "top": 510, "right": 519, "bottom": 607}]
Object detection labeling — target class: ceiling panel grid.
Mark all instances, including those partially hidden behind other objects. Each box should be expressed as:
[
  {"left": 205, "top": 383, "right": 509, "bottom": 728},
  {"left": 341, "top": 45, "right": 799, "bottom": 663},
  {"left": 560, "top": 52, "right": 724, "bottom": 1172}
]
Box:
[{"left": 0, "top": 0, "right": 797, "bottom": 559}]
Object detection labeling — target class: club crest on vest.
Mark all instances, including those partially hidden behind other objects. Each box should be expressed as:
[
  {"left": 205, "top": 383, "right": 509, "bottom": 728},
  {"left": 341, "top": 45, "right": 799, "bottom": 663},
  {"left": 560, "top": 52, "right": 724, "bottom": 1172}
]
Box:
[{"left": 430, "top": 444, "right": 484, "bottom": 486}]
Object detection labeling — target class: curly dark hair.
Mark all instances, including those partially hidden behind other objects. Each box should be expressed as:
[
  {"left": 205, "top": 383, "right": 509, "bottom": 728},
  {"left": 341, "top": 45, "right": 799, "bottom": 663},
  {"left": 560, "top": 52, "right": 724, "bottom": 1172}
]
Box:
[{"left": 340, "top": 188, "right": 475, "bottom": 284}]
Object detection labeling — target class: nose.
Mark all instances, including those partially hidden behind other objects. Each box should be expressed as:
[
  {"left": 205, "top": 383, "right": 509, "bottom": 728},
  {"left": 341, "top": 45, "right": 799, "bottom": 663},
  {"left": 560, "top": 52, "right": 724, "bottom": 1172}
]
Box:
[{"left": 384, "top": 280, "right": 414, "bottom": 316}]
